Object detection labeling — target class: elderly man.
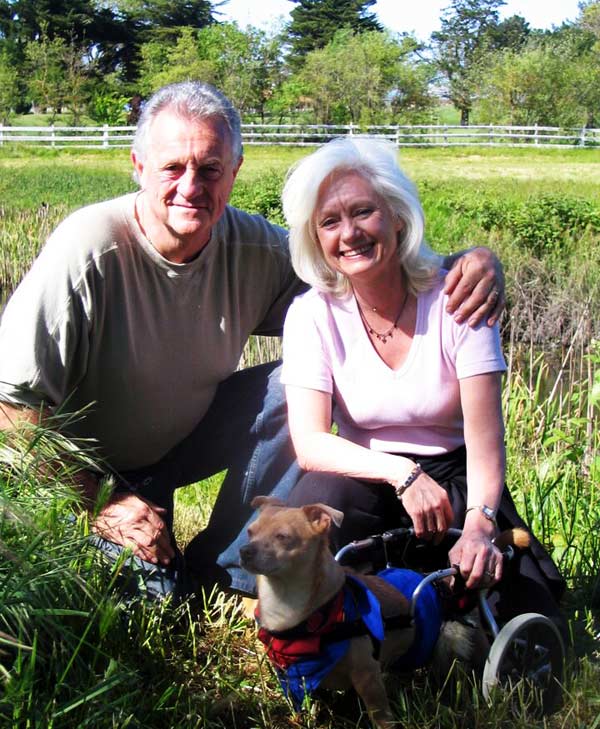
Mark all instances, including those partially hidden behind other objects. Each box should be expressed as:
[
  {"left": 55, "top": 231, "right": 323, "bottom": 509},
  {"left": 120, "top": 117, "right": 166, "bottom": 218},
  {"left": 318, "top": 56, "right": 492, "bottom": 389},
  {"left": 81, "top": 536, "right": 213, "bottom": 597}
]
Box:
[{"left": 0, "top": 81, "right": 503, "bottom": 598}]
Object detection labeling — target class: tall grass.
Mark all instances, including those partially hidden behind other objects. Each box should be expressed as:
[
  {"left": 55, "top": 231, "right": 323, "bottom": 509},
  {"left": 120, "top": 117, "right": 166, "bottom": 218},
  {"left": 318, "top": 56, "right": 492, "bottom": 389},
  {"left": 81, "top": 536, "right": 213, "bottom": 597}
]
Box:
[{"left": 0, "top": 147, "right": 599, "bottom": 727}]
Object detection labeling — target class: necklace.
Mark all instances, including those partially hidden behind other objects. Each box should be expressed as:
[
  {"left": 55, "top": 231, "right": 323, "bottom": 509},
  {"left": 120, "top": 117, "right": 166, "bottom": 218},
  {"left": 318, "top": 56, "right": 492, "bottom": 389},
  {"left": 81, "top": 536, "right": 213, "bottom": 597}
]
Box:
[{"left": 355, "top": 289, "right": 410, "bottom": 344}]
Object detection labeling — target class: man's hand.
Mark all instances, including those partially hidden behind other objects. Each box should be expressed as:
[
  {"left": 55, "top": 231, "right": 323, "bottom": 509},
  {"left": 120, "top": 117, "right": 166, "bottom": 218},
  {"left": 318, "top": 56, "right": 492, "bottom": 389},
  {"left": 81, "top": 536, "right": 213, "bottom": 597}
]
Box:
[
  {"left": 92, "top": 492, "right": 175, "bottom": 566},
  {"left": 443, "top": 247, "right": 505, "bottom": 327}
]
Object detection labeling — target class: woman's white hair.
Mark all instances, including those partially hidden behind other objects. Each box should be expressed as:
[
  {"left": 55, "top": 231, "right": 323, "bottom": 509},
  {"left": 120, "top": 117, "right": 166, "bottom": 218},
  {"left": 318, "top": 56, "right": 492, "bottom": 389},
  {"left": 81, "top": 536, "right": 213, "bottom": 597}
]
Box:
[{"left": 282, "top": 136, "right": 440, "bottom": 297}]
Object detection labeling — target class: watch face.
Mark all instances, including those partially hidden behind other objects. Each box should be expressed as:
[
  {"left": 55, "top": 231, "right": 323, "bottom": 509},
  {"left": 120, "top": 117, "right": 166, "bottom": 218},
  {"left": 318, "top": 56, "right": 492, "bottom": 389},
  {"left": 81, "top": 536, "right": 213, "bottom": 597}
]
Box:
[{"left": 482, "top": 505, "right": 496, "bottom": 520}]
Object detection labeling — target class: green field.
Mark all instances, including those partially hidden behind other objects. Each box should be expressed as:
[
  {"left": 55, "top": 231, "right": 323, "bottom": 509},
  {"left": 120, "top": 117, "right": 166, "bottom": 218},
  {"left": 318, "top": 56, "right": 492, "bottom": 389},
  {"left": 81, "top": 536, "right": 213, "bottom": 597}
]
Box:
[{"left": 0, "top": 145, "right": 599, "bottom": 728}]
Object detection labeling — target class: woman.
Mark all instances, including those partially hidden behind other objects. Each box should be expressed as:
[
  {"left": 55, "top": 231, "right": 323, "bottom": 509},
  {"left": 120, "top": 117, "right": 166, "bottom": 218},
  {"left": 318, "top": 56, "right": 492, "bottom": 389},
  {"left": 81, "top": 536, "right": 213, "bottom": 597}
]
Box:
[{"left": 280, "top": 137, "right": 565, "bottom": 629}]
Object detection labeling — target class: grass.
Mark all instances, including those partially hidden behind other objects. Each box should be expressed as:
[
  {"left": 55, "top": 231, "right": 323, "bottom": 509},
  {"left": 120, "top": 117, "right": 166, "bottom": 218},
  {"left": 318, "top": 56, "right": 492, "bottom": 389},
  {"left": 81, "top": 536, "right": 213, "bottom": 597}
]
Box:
[{"left": 0, "top": 145, "right": 599, "bottom": 727}]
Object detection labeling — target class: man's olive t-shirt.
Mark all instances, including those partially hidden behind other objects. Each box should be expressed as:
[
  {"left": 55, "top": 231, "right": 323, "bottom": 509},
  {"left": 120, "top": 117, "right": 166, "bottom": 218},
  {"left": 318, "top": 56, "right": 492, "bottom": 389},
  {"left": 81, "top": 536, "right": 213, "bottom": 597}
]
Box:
[{"left": 0, "top": 193, "right": 301, "bottom": 470}]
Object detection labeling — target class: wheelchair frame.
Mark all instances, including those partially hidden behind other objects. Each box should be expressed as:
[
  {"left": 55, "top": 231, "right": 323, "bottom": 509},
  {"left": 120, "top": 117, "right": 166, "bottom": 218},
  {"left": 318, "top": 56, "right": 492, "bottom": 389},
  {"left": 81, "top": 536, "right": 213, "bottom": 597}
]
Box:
[{"left": 335, "top": 526, "right": 565, "bottom": 716}]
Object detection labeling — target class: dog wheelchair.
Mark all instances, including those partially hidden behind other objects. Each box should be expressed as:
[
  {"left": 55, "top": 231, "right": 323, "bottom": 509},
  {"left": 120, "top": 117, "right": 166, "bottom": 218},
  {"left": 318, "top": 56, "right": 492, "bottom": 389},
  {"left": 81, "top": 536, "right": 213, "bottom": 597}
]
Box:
[{"left": 334, "top": 526, "right": 565, "bottom": 716}]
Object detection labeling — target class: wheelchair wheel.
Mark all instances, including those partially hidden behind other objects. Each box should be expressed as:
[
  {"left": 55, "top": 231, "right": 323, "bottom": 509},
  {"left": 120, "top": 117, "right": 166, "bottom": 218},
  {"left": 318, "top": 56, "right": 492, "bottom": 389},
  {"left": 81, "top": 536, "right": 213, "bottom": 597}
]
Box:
[{"left": 482, "top": 612, "right": 564, "bottom": 715}]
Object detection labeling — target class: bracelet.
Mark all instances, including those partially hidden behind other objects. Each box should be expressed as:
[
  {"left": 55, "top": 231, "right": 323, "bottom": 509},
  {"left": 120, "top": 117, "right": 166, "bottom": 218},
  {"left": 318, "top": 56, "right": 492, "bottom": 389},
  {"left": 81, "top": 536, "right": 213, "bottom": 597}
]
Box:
[{"left": 394, "top": 463, "right": 423, "bottom": 499}]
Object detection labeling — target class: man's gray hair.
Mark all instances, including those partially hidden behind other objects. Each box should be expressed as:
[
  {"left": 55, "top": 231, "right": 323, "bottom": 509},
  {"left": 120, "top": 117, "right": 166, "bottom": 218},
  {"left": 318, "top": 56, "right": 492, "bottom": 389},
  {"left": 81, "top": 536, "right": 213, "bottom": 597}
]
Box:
[
  {"left": 132, "top": 81, "right": 243, "bottom": 164},
  {"left": 282, "top": 136, "right": 439, "bottom": 298}
]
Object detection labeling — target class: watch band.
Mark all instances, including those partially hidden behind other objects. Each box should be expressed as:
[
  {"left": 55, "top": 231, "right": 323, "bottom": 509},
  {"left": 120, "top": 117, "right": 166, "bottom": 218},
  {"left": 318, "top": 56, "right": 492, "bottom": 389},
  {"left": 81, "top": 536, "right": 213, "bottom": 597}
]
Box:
[{"left": 465, "top": 504, "right": 498, "bottom": 526}]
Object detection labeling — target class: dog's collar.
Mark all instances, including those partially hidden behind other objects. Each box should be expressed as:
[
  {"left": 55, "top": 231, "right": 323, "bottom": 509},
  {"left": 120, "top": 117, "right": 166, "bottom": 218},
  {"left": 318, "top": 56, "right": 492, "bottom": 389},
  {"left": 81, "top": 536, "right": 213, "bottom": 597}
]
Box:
[{"left": 255, "top": 588, "right": 345, "bottom": 644}]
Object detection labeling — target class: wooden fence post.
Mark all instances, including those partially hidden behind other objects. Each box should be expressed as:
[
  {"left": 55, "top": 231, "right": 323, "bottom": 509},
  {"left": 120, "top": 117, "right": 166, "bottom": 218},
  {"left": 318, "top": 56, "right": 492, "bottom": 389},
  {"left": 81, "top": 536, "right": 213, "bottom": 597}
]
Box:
[{"left": 103, "top": 124, "right": 109, "bottom": 148}]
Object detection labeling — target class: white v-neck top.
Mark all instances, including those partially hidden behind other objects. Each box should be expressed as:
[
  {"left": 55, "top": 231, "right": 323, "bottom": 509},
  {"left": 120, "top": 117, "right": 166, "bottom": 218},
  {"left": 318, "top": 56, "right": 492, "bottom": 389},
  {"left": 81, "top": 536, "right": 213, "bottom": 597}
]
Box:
[{"left": 281, "top": 272, "right": 506, "bottom": 456}]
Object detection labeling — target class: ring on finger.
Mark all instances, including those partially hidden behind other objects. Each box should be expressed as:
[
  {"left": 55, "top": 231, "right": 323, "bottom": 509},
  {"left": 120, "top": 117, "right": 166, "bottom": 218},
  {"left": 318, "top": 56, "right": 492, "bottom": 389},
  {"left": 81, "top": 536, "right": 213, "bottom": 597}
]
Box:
[{"left": 489, "top": 287, "right": 499, "bottom": 301}]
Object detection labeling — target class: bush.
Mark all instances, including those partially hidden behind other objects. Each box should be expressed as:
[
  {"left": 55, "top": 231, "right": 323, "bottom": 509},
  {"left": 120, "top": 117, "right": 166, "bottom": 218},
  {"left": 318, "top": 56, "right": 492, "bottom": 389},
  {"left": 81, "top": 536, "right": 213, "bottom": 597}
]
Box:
[
  {"left": 230, "top": 170, "right": 285, "bottom": 226},
  {"left": 440, "top": 192, "right": 600, "bottom": 257}
]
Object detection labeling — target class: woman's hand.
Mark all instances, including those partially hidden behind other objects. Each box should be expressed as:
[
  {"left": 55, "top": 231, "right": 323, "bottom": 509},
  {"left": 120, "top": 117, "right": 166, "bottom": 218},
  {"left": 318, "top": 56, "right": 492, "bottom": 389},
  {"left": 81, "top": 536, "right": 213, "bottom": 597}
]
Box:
[
  {"left": 448, "top": 510, "right": 503, "bottom": 589},
  {"left": 397, "top": 471, "right": 453, "bottom": 543}
]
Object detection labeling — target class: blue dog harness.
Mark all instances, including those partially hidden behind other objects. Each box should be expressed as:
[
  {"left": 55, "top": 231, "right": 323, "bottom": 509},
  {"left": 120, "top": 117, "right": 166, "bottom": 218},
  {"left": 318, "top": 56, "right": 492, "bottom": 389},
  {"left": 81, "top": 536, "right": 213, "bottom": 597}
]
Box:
[{"left": 257, "top": 567, "right": 443, "bottom": 709}]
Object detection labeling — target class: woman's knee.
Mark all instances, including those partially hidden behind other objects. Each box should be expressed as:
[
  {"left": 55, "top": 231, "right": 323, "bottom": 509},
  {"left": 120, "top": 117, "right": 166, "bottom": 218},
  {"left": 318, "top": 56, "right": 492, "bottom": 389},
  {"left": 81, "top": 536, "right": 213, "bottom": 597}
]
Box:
[{"left": 287, "top": 471, "right": 365, "bottom": 512}]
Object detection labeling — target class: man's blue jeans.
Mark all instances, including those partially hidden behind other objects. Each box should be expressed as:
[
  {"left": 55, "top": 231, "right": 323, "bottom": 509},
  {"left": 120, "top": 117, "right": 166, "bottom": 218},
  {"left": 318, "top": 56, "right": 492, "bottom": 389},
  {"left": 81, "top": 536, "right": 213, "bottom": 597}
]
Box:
[{"left": 104, "top": 360, "right": 301, "bottom": 599}]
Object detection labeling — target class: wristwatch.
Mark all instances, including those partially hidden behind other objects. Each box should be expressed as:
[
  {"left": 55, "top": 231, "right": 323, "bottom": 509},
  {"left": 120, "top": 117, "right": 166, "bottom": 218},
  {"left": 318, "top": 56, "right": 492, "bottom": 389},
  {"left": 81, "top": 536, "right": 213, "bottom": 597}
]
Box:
[{"left": 465, "top": 504, "right": 497, "bottom": 526}]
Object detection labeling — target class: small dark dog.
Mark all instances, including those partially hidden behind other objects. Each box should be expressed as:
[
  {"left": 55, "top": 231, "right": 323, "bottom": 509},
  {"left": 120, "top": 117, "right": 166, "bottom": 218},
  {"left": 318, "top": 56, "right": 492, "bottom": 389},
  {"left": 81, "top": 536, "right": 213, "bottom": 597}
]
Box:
[{"left": 240, "top": 496, "right": 530, "bottom": 729}]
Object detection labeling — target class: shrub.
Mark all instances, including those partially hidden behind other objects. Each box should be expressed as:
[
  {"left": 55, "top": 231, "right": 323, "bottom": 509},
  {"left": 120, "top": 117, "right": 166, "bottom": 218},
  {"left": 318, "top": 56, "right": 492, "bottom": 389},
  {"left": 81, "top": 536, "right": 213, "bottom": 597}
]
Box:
[{"left": 440, "top": 192, "right": 600, "bottom": 257}]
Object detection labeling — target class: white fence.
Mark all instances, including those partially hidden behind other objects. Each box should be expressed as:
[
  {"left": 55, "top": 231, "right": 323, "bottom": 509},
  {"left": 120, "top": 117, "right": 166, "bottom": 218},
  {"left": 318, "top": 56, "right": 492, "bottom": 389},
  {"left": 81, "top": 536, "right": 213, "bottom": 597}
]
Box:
[{"left": 0, "top": 123, "right": 599, "bottom": 149}]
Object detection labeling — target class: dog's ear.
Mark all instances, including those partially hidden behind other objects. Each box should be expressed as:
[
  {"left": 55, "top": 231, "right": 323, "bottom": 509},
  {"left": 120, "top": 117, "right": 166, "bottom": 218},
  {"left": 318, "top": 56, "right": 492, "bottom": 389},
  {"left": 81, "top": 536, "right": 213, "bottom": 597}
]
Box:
[
  {"left": 302, "top": 503, "right": 344, "bottom": 532},
  {"left": 251, "top": 495, "right": 286, "bottom": 510}
]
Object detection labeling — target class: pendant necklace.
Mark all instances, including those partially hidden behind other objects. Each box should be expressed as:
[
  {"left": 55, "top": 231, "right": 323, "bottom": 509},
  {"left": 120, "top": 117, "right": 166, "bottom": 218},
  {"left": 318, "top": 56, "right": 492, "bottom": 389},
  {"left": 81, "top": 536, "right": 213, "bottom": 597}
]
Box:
[{"left": 355, "top": 289, "right": 410, "bottom": 344}]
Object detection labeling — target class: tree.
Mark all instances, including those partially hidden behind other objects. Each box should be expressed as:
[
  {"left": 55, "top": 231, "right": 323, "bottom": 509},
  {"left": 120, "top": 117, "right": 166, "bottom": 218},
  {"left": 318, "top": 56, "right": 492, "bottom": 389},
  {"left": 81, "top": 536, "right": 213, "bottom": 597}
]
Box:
[
  {"left": 474, "top": 44, "right": 599, "bottom": 127},
  {"left": 24, "top": 32, "right": 68, "bottom": 119},
  {"left": 286, "top": 0, "right": 381, "bottom": 67},
  {"left": 115, "top": 0, "right": 214, "bottom": 30},
  {"left": 0, "top": 48, "right": 18, "bottom": 122},
  {"left": 61, "top": 39, "right": 92, "bottom": 123},
  {"left": 24, "top": 29, "right": 92, "bottom": 121},
  {"left": 579, "top": 0, "right": 600, "bottom": 49},
  {"left": 484, "top": 14, "right": 530, "bottom": 51},
  {"left": 0, "top": 0, "right": 217, "bottom": 85},
  {"left": 297, "top": 29, "right": 433, "bottom": 124},
  {"left": 0, "top": 0, "right": 105, "bottom": 45},
  {"left": 138, "top": 27, "right": 214, "bottom": 94},
  {"left": 90, "top": 1, "right": 216, "bottom": 83},
  {"left": 431, "top": 0, "right": 505, "bottom": 125},
  {"left": 138, "top": 23, "right": 283, "bottom": 117},
  {"left": 266, "top": 76, "right": 307, "bottom": 123}
]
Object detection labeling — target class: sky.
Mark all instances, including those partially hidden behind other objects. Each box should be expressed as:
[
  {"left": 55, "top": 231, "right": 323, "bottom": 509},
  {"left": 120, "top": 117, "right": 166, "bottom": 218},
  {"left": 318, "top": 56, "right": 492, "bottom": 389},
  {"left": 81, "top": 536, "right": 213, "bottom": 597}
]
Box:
[{"left": 216, "top": 0, "right": 583, "bottom": 41}]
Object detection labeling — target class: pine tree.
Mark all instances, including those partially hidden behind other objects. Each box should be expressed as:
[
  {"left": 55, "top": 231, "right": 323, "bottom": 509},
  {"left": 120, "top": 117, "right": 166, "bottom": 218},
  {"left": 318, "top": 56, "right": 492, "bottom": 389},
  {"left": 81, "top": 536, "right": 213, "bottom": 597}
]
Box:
[{"left": 286, "top": 0, "right": 381, "bottom": 66}]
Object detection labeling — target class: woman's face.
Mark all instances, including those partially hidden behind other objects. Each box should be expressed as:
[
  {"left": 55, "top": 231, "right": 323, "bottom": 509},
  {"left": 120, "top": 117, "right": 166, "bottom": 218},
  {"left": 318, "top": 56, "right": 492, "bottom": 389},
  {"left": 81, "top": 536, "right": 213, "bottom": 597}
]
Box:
[{"left": 313, "top": 171, "right": 403, "bottom": 285}]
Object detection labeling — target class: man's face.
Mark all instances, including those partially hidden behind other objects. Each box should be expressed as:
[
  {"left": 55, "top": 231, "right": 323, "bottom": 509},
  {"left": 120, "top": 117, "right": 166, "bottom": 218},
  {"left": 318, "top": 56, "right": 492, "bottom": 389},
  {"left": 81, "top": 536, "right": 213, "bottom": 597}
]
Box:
[{"left": 131, "top": 110, "right": 242, "bottom": 261}]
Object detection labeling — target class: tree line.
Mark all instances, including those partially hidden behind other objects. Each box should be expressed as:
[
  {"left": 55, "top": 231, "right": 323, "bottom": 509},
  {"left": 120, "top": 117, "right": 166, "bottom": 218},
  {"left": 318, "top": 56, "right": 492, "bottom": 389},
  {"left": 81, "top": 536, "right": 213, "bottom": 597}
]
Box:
[{"left": 0, "top": 0, "right": 598, "bottom": 129}]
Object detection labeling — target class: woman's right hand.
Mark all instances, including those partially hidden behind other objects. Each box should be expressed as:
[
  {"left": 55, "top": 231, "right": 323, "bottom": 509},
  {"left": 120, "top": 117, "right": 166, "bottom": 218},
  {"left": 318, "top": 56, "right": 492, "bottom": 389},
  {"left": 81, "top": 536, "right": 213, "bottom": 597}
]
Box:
[{"left": 397, "top": 470, "right": 453, "bottom": 542}]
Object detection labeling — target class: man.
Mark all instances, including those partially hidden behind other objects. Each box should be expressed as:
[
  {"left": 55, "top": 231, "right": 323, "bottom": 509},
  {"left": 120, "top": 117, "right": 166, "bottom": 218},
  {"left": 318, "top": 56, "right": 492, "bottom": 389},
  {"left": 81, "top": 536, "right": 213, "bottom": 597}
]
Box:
[{"left": 0, "top": 81, "right": 503, "bottom": 598}]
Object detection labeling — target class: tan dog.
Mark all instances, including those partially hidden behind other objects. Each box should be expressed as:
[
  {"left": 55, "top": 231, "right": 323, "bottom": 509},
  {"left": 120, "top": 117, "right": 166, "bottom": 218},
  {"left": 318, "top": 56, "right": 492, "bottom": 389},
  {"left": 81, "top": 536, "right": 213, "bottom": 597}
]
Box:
[{"left": 240, "top": 496, "right": 418, "bottom": 729}]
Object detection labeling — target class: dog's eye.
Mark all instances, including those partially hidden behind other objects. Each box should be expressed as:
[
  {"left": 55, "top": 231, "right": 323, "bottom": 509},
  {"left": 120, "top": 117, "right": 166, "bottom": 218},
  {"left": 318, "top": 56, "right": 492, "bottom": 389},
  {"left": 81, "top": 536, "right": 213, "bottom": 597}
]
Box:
[{"left": 275, "top": 532, "right": 291, "bottom": 543}]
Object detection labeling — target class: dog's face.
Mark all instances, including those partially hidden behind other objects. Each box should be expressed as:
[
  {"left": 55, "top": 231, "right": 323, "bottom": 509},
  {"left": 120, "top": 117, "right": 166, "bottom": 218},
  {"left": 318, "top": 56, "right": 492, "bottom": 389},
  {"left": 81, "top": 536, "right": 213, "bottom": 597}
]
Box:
[{"left": 239, "top": 497, "right": 343, "bottom": 577}]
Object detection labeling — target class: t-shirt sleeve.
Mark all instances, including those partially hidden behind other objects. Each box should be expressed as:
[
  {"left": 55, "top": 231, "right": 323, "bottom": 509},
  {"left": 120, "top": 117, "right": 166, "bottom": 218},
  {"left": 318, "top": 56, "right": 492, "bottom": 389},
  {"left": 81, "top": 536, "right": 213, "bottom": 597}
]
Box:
[
  {"left": 0, "top": 230, "right": 90, "bottom": 410},
  {"left": 242, "top": 219, "right": 307, "bottom": 337},
  {"left": 280, "top": 293, "right": 333, "bottom": 394},
  {"left": 453, "top": 319, "right": 507, "bottom": 380},
  {"left": 252, "top": 265, "right": 307, "bottom": 337}
]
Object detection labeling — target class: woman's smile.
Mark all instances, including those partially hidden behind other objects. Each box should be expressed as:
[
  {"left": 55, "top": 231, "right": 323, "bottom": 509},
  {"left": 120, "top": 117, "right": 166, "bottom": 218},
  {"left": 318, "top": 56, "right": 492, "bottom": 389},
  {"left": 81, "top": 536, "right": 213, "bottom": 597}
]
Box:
[{"left": 338, "top": 242, "right": 375, "bottom": 257}]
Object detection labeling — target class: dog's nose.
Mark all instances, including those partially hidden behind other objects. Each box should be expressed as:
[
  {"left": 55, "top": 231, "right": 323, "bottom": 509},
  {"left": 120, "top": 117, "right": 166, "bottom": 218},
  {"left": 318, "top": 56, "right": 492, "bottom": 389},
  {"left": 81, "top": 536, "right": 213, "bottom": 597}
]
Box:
[{"left": 239, "top": 543, "right": 256, "bottom": 565}]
